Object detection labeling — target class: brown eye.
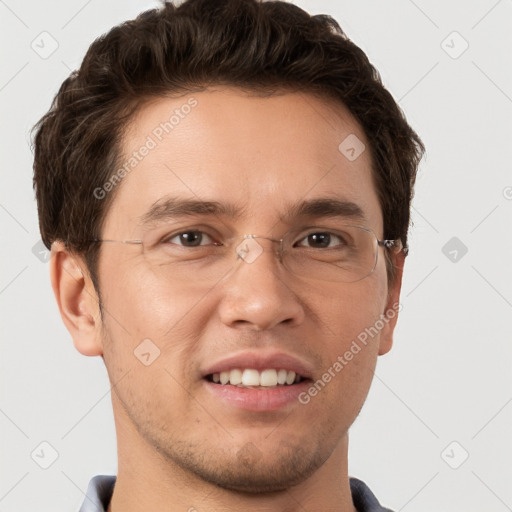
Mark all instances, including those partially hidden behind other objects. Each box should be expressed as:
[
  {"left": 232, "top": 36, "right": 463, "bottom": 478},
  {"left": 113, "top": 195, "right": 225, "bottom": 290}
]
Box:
[
  {"left": 296, "top": 232, "right": 346, "bottom": 249},
  {"left": 165, "top": 231, "right": 213, "bottom": 247}
]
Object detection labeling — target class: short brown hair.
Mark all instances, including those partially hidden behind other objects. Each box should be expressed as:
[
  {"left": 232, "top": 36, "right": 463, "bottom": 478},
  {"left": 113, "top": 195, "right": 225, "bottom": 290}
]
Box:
[{"left": 32, "top": 0, "right": 424, "bottom": 292}]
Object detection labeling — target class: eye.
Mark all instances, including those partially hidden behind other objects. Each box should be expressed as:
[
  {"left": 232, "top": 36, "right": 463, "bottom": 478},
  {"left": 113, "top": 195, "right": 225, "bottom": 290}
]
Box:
[
  {"left": 163, "top": 230, "right": 216, "bottom": 247},
  {"left": 295, "top": 231, "right": 348, "bottom": 249}
]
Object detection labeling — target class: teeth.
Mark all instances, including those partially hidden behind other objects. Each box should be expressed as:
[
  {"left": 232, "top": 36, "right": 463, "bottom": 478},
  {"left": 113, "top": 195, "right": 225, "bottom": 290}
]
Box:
[
  {"left": 277, "top": 369, "right": 287, "bottom": 385},
  {"left": 210, "top": 368, "right": 302, "bottom": 387},
  {"left": 285, "top": 371, "right": 296, "bottom": 385},
  {"left": 229, "top": 368, "right": 243, "bottom": 385},
  {"left": 242, "top": 369, "right": 260, "bottom": 386},
  {"left": 260, "top": 369, "right": 278, "bottom": 387}
]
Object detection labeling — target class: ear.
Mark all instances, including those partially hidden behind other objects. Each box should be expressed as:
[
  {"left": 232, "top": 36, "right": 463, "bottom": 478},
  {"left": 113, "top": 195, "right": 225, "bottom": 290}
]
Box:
[
  {"left": 378, "top": 249, "right": 406, "bottom": 356},
  {"left": 50, "top": 241, "right": 104, "bottom": 356}
]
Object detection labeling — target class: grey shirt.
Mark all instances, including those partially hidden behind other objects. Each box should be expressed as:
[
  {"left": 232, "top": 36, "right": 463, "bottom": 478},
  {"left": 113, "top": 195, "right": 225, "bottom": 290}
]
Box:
[{"left": 78, "top": 475, "right": 394, "bottom": 511}]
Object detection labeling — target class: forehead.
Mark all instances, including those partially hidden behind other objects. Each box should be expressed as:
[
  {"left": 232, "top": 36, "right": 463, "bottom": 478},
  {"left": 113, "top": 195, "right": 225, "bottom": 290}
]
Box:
[{"left": 103, "top": 86, "right": 382, "bottom": 236}]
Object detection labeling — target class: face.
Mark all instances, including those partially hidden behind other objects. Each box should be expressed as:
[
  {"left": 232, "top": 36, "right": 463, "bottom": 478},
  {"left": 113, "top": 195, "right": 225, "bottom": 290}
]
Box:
[{"left": 80, "top": 87, "right": 402, "bottom": 492}]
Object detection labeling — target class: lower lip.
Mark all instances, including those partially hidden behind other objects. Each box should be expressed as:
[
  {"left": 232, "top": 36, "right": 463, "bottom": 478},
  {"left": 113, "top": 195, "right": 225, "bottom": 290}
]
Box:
[{"left": 203, "top": 379, "right": 311, "bottom": 412}]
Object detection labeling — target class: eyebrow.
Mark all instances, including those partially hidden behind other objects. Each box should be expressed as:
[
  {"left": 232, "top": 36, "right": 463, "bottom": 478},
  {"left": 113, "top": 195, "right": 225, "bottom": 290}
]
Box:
[{"left": 138, "top": 195, "right": 366, "bottom": 227}]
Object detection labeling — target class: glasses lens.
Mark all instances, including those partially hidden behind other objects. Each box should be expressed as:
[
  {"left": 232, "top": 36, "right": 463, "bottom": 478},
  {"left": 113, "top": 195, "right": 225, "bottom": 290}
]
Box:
[
  {"left": 283, "top": 225, "right": 378, "bottom": 283},
  {"left": 140, "top": 230, "right": 237, "bottom": 285}
]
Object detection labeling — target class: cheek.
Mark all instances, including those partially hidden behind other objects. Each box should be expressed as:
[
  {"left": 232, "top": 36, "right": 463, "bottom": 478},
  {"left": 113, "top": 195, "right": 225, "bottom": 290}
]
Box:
[
  {"left": 98, "top": 259, "right": 210, "bottom": 405},
  {"left": 308, "top": 274, "right": 388, "bottom": 395},
  {"left": 101, "top": 255, "right": 207, "bottom": 340},
  {"left": 315, "top": 270, "right": 388, "bottom": 340},
  {"left": 99, "top": 282, "right": 204, "bottom": 432}
]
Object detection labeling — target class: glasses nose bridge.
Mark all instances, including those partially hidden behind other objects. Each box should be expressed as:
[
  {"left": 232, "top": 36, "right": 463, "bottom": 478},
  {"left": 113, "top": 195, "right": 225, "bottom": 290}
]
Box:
[{"left": 237, "top": 234, "right": 285, "bottom": 262}]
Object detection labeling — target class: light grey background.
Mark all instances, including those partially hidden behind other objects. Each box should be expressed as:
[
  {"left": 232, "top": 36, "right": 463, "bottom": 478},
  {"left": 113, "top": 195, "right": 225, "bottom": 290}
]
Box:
[{"left": 1, "top": 1, "right": 511, "bottom": 511}]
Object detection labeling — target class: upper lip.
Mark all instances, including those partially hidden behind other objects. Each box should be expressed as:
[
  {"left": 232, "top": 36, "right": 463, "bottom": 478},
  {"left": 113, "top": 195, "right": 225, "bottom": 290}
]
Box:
[{"left": 201, "top": 350, "right": 314, "bottom": 380}]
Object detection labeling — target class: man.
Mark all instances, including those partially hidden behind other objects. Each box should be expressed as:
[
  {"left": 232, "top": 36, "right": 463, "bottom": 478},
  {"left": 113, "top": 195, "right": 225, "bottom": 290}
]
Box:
[{"left": 32, "top": 0, "right": 424, "bottom": 510}]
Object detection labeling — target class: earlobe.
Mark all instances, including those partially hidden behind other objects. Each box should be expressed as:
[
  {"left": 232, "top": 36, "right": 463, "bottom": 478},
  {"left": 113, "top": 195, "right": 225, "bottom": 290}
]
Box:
[
  {"left": 50, "top": 241, "right": 104, "bottom": 357},
  {"left": 378, "top": 250, "right": 406, "bottom": 356}
]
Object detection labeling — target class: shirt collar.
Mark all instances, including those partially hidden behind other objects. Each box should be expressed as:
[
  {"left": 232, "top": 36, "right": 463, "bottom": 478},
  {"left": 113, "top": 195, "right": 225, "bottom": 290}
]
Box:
[{"left": 78, "top": 474, "right": 394, "bottom": 512}]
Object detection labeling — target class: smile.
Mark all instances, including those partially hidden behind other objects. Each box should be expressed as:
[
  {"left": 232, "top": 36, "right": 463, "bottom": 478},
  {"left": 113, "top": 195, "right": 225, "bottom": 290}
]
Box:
[{"left": 206, "top": 368, "right": 304, "bottom": 388}]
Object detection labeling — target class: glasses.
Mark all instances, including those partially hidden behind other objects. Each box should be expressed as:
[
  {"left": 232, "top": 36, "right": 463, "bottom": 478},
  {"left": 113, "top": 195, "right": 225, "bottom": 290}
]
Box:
[{"left": 90, "top": 224, "right": 404, "bottom": 284}]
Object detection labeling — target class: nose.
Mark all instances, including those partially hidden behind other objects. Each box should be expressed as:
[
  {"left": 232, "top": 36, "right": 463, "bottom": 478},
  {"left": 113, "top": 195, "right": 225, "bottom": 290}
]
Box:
[{"left": 217, "top": 237, "right": 305, "bottom": 331}]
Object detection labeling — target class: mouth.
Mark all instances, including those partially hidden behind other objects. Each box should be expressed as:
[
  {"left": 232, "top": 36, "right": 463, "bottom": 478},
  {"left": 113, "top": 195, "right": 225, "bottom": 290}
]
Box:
[
  {"left": 202, "top": 367, "right": 312, "bottom": 412},
  {"left": 200, "top": 351, "right": 315, "bottom": 411}
]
